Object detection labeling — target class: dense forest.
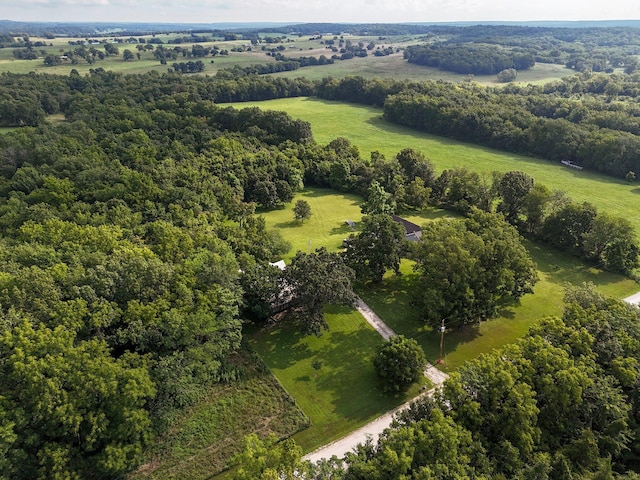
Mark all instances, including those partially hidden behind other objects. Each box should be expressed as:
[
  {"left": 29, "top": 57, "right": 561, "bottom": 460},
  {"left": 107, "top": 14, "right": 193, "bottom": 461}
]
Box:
[{"left": 0, "top": 67, "right": 639, "bottom": 478}]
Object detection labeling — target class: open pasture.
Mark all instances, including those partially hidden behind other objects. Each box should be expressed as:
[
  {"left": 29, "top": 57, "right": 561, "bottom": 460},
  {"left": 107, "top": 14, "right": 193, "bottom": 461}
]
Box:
[
  {"left": 232, "top": 97, "right": 640, "bottom": 237},
  {"left": 0, "top": 31, "right": 572, "bottom": 85},
  {"left": 258, "top": 187, "right": 365, "bottom": 262}
]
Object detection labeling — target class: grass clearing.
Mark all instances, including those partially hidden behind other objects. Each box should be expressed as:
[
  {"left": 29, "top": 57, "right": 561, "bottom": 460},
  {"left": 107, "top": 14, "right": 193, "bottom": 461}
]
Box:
[
  {"left": 258, "top": 187, "right": 365, "bottom": 262},
  {"left": 230, "top": 97, "right": 640, "bottom": 238},
  {"left": 129, "top": 347, "right": 308, "bottom": 480},
  {"left": 272, "top": 54, "right": 572, "bottom": 84},
  {"left": 246, "top": 305, "right": 425, "bottom": 452},
  {"left": 358, "top": 240, "right": 639, "bottom": 372}
]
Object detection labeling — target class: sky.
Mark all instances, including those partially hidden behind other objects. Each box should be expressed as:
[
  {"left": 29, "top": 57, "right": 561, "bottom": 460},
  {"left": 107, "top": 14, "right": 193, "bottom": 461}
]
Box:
[{"left": 1, "top": 0, "right": 640, "bottom": 25}]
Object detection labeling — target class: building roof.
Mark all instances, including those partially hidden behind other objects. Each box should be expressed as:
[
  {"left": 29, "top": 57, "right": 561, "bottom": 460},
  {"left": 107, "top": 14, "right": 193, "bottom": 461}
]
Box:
[
  {"left": 269, "top": 260, "right": 286, "bottom": 270},
  {"left": 392, "top": 215, "right": 422, "bottom": 235}
]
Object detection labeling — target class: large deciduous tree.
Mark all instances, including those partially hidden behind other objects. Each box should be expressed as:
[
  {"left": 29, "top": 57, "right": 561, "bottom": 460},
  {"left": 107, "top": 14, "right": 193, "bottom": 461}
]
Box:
[
  {"left": 582, "top": 212, "right": 639, "bottom": 274},
  {"left": 284, "top": 248, "right": 356, "bottom": 335},
  {"left": 411, "top": 210, "right": 537, "bottom": 326},
  {"left": 360, "top": 181, "right": 395, "bottom": 215},
  {"left": 496, "top": 170, "right": 534, "bottom": 225},
  {"left": 292, "top": 199, "right": 312, "bottom": 223},
  {"left": 343, "top": 214, "right": 406, "bottom": 283}
]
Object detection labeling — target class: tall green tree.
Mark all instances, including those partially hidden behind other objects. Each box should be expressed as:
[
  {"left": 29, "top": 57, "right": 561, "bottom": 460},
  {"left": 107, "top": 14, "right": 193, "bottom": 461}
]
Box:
[
  {"left": 395, "top": 148, "right": 435, "bottom": 186},
  {"left": 411, "top": 210, "right": 537, "bottom": 326},
  {"left": 361, "top": 181, "right": 395, "bottom": 215},
  {"left": 292, "top": 199, "right": 312, "bottom": 223},
  {"left": 496, "top": 170, "right": 534, "bottom": 225},
  {"left": 343, "top": 214, "right": 406, "bottom": 283},
  {"left": 583, "top": 212, "right": 639, "bottom": 274},
  {"left": 284, "top": 248, "right": 356, "bottom": 335}
]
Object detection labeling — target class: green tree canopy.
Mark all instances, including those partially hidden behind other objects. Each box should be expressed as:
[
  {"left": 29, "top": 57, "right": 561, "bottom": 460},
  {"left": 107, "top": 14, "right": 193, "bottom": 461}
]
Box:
[
  {"left": 284, "top": 248, "right": 356, "bottom": 335},
  {"left": 343, "top": 214, "right": 406, "bottom": 283},
  {"left": 293, "top": 199, "right": 312, "bottom": 222},
  {"left": 361, "top": 181, "right": 395, "bottom": 215},
  {"left": 411, "top": 210, "right": 538, "bottom": 326},
  {"left": 0, "top": 320, "right": 154, "bottom": 479},
  {"left": 373, "top": 335, "right": 426, "bottom": 393}
]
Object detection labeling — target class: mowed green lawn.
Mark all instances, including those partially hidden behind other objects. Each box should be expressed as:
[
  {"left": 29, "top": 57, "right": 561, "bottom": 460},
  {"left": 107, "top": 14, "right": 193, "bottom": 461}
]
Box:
[
  {"left": 259, "top": 187, "right": 365, "bottom": 262},
  {"left": 260, "top": 188, "right": 638, "bottom": 374},
  {"left": 246, "top": 305, "right": 424, "bottom": 453},
  {"left": 230, "top": 97, "right": 640, "bottom": 238}
]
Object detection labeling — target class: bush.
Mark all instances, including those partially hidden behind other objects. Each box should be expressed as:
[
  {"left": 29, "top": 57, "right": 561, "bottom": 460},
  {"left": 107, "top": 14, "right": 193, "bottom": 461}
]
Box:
[{"left": 373, "top": 335, "right": 426, "bottom": 393}]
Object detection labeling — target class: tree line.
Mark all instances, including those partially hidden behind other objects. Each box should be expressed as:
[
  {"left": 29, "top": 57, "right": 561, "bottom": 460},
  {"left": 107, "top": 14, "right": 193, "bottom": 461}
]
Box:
[
  {"left": 6, "top": 68, "right": 640, "bottom": 182},
  {"left": 404, "top": 43, "right": 536, "bottom": 75},
  {"left": 316, "top": 74, "right": 640, "bottom": 179}
]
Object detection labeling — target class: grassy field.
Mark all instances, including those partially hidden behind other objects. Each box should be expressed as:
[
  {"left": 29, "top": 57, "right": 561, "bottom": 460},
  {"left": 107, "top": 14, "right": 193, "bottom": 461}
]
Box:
[
  {"left": 262, "top": 189, "right": 638, "bottom": 373},
  {"left": 129, "top": 348, "right": 309, "bottom": 480},
  {"left": 246, "top": 305, "right": 425, "bottom": 453},
  {"left": 258, "top": 187, "right": 365, "bottom": 262},
  {"left": 0, "top": 33, "right": 572, "bottom": 86},
  {"left": 273, "top": 54, "right": 573, "bottom": 85},
  {"left": 231, "top": 97, "right": 640, "bottom": 238}
]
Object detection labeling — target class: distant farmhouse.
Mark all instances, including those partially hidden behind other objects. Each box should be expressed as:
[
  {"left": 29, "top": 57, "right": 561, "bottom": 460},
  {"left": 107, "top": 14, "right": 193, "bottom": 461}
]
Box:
[{"left": 392, "top": 215, "right": 422, "bottom": 242}]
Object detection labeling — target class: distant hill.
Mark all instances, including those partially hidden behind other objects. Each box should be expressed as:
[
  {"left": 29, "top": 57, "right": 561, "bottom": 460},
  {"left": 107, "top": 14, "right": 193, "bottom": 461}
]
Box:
[
  {"left": 0, "top": 20, "right": 293, "bottom": 36},
  {"left": 1, "top": 19, "right": 640, "bottom": 37}
]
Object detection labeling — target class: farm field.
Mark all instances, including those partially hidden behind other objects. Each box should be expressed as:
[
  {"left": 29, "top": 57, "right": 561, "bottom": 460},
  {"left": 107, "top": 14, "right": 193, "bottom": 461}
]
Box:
[
  {"left": 273, "top": 54, "right": 573, "bottom": 84},
  {"left": 0, "top": 32, "right": 572, "bottom": 85},
  {"left": 231, "top": 97, "right": 640, "bottom": 237}
]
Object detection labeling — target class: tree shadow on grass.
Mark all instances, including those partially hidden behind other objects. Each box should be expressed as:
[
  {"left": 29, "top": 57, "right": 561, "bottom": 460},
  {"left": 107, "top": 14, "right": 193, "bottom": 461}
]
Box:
[
  {"left": 526, "top": 240, "right": 619, "bottom": 287},
  {"left": 298, "top": 187, "right": 362, "bottom": 206},
  {"left": 250, "top": 322, "right": 315, "bottom": 370},
  {"left": 274, "top": 220, "right": 300, "bottom": 229},
  {"left": 330, "top": 223, "right": 356, "bottom": 236},
  {"left": 309, "top": 329, "right": 392, "bottom": 422}
]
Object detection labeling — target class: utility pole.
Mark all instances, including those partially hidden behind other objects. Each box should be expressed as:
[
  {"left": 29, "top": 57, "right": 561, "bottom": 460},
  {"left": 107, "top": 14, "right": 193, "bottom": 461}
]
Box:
[{"left": 437, "top": 319, "right": 445, "bottom": 365}]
